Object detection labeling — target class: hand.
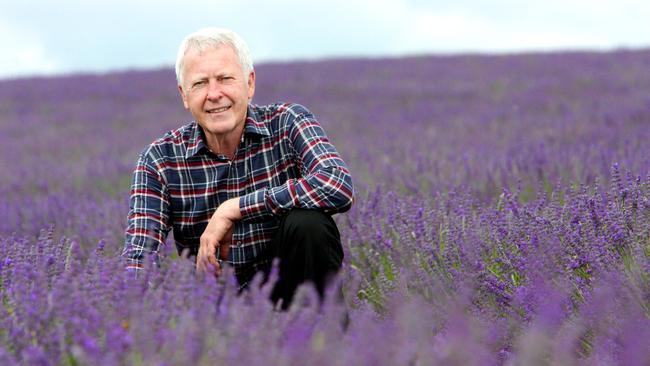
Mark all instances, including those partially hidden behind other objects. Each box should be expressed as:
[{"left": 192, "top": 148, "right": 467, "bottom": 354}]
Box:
[
  {"left": 197, "top": 222, "right": 232, "bottom": 277},
  {"left": 196, "top": 198, "right": 242, "bottom": 277}
]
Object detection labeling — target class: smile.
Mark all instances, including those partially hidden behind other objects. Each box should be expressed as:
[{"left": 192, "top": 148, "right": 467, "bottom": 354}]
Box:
[{"left": 206, "top": 106, "right": 231, "bottom": 114}]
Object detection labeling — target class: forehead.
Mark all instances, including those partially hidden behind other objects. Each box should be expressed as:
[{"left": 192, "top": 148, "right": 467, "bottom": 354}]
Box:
[{"left": 182, "top": 45, "right": 242, "bottom": 77}]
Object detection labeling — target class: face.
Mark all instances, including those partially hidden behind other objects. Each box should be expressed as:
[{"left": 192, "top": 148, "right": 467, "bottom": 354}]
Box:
[{"left": 178, "top": 45, "right": 255, "bottom": 138}]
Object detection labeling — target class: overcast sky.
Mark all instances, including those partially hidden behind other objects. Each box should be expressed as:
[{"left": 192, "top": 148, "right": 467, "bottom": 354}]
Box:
[{"left": 1, "top": 0, "right": 649, "bottom": 79}]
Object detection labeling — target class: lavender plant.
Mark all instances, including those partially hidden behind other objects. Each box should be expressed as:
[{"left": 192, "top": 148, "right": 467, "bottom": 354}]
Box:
[{"left": 1, "top": 50, "right": 649, "bottom": 365}]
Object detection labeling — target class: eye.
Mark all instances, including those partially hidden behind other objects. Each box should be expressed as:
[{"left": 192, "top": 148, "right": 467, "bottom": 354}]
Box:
[{"left": 190, "top": 79, "right": 208, "bottom": 90}]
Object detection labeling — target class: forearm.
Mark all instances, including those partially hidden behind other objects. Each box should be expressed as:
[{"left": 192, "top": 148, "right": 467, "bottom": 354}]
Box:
[
  {"left": 122, "top": 150, "right": 171, "bottom": 270},
  {"left": 239, "top": 165, "right": 354, "bottom": 220},
  {"left": 123, "top": 214, "right": 168, "bottom": 270},
  {"left": 216, "top": 197, "right": 242, "bottom": 221}
]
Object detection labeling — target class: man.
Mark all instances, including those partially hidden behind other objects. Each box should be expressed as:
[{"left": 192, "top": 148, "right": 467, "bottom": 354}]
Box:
[{"left": 122, "top": 27, "right": 354, "bottom": 309}]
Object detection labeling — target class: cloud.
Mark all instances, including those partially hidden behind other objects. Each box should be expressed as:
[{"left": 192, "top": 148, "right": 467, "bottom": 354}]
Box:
[
  {"left": 0, "top": 0, "right": 649, "bottom": 78},
  {"left": 399, "top": 10, "right": 597, "bottom": 53},
  {"left": 0, "top": 22, "right": 59, "bottom": 78},
  {"left": 393, "top": 0, "right": 650, "bottom": 53}
]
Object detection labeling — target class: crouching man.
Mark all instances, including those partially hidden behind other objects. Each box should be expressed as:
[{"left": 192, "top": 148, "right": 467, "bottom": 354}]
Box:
[{"left": 122, "top": 27, "right": 354, "bottom": 309}]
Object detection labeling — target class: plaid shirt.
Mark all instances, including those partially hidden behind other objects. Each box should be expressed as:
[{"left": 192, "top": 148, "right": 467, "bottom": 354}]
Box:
[{"left": 122, "top": 102, "right": 354, "bottom": 272}]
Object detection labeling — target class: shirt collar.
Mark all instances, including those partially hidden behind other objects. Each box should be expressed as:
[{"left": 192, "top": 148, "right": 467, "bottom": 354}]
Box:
[
  {"left": 243, "top": 104, "right": 271, "bottom": 137},
  {"left": 185, "top": 105, "right": 270, "bottom": 159},
  {"left": 185, "top": 122, "right": 207, "bottom": 159}
]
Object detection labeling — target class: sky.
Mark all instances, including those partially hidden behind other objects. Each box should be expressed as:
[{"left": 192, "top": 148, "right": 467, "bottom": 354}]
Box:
[{"left": 1, "top": 0, "right": 649, "bottom": 79}]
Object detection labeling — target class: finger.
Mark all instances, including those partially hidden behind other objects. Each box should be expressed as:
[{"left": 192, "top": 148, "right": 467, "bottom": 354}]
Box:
[
  {"left": 196, "top": 247, "right": 204, "bottom": 271},
  {"left": 196, "top": 257, "right": 205, "bottom": 273},
  {"left": 208, "top": 252, "right": 219, "bottom": 270},
  {"left": 214, "top": 260, "right": 221, "bottom": 278},
  {"left": 204, "top": 260, "right": 220, "bottom": 278},
  {"left": 197, "top": 253, "right": 209, "bottom": 273},
  {"left": 197, "top": 245, "right": 214, "bottom": 273},
  {"left": 219, "top": 243, "right": 230, "bottom": 260}
]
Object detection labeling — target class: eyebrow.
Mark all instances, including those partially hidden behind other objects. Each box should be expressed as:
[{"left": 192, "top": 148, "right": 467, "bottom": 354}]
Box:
[{"left": 190, "top": 76, "right": 208, "bottom": 84}]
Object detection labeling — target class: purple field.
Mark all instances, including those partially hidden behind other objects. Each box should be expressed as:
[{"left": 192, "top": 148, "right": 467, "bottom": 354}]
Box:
[{"left": 1, "top": 50, "right": 649, "bottom": 365}]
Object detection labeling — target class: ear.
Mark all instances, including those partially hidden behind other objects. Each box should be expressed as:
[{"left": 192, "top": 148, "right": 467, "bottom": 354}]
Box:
[
  {"left": 247, "top": 70, "right": 256, "bottom": 101},
  {"left": 178, "top": 85, "right": 189, "bottom": 109}
]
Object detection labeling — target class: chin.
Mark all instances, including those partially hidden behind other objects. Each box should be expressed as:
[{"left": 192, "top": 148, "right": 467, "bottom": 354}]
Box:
[{"left": 200, "top": 120, "right": 236, "bottom": 135}]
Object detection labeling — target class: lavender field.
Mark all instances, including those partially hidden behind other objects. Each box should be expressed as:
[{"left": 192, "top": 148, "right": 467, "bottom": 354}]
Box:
[{"left": 1, "top": 49, "right": 649, "bottom": 365}]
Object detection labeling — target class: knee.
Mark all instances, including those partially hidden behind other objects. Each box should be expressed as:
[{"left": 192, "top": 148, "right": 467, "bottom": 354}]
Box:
[
  {"left": 280, "top": 209, "right": 342, "bottom": 257},
  {"left": 282, "top": 209, "right": 334, "bottom": 236}
]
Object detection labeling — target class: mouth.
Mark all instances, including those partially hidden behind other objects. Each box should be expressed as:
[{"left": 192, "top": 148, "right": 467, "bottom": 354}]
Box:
[{"left": 206, "top": 105, "right": 231, "bottom": 114}]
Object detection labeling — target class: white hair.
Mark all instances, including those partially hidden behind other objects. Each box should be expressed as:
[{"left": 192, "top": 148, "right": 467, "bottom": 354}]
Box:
[{"left": 175, "top": 27, "right": 254, "bottom": 86}]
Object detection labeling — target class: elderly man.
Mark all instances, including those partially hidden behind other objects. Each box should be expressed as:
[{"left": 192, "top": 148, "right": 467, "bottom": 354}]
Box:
[{"left": 122, "top": 28, "right": 353, "bottom": 309}]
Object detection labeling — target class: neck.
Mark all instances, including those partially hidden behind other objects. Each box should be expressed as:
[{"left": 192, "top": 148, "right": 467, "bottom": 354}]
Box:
[{"left": 202, "top": 124, "right": 244, "bottom": 159}]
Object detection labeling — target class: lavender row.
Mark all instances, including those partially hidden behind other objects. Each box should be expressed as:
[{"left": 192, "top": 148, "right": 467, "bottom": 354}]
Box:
[{"left": 0, "top": 169, "right": 648, "bottom": 364}]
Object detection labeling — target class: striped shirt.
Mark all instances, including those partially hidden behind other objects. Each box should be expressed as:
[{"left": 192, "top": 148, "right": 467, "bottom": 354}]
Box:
[{"left": 122, "top": 103, "right": 354, "bottom": 273}]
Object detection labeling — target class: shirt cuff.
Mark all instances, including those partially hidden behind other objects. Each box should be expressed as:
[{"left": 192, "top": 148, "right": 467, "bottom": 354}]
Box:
[
  {"left": 266, "top": 179, "right": 298, "bottom": 215},
  {"left": 239, "top": 189, "right": 271, "bottom": 221}
]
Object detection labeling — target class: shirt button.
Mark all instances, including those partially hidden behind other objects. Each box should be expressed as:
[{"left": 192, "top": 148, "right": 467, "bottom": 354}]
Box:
[{"left": 236, "top": 241, "right": 242, "bottom": 247}]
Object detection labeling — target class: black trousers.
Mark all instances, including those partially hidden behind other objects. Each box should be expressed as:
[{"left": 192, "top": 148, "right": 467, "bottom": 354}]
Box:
[{"left": 236, "top": 209, "right": 344, "bottom": 310}]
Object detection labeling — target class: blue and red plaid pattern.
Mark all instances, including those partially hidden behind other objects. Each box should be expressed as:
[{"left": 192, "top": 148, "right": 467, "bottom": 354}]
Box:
[{"left": 122, "top": 103, "right": 354, "bottom": 272}]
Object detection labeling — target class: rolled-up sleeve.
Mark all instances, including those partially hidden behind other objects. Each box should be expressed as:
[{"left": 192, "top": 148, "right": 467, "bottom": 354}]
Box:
[
  {"left": 239, "top": 104, "right": 354, "bottom": 219},
  {"left": 122, "top": 149, "right": 171, "bottom": 270}
]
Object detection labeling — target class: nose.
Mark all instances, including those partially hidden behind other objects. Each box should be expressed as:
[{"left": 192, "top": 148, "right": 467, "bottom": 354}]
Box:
[{"left": 206, "top": 79, "right": 222, "bottom": 101}]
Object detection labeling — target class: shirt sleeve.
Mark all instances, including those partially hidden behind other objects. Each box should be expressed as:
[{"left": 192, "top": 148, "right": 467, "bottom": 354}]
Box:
[
  {"left": 239, "top": 104, "right": 354, "bottom": 220},
  {"left": 122, "top": 148, "right": 171, "bottom": 270}
]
